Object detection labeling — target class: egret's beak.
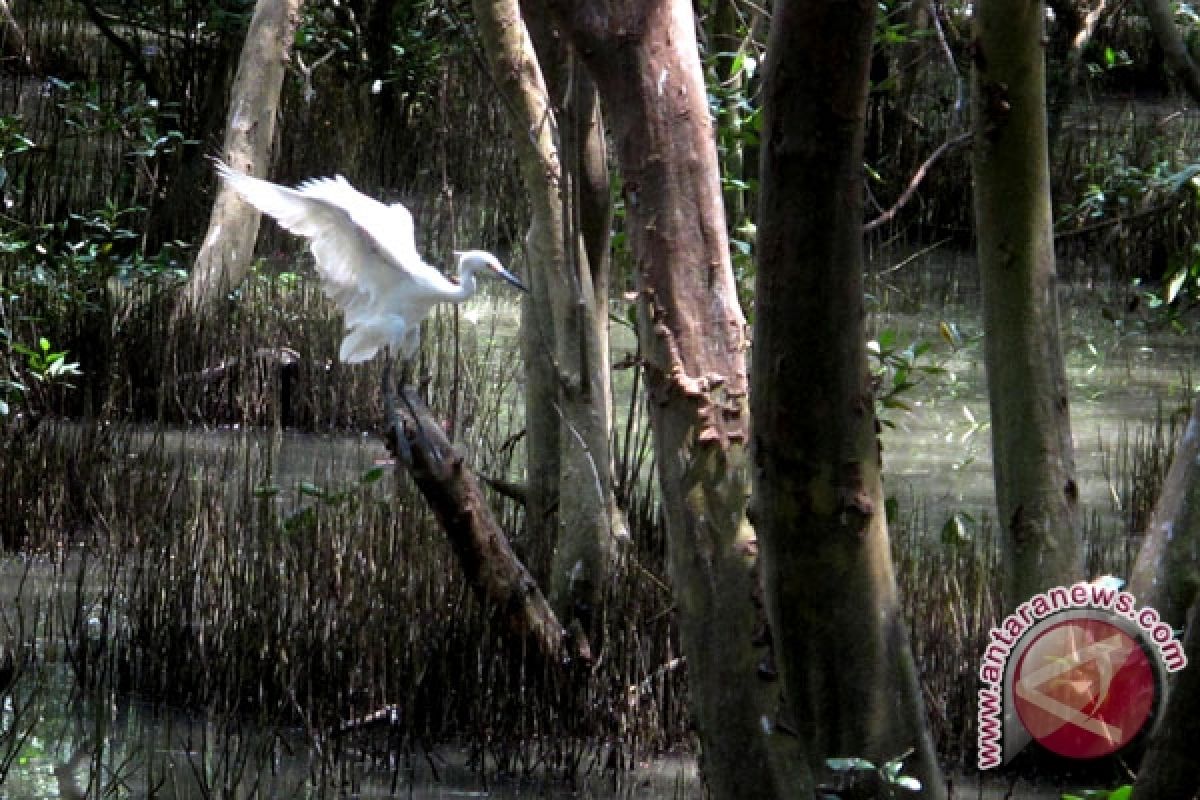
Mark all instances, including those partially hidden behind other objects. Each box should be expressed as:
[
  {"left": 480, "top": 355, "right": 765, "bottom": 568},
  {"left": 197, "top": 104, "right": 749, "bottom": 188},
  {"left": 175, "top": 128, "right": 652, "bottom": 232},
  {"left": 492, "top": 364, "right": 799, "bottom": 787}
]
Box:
[
  {"left": 496, "top": 266, "right": 529, "bottom": 293},
  {"left": 455, "top": 249, "right": 528, "bottom": 292}
]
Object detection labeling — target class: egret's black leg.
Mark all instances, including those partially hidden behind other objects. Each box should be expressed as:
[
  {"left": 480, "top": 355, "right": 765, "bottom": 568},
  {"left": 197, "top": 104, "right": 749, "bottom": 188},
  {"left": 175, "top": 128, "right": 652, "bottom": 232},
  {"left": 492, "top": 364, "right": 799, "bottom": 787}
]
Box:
[{"left": 381, "top": 348, "right": 412, "bottom": 464}]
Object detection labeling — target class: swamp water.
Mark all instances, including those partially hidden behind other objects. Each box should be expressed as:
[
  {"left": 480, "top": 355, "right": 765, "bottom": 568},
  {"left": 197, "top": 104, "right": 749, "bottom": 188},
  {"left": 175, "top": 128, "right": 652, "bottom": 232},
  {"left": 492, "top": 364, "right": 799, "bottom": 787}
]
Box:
[{"left": 2, "top": 275, "right": 1196, "bottom": 799}]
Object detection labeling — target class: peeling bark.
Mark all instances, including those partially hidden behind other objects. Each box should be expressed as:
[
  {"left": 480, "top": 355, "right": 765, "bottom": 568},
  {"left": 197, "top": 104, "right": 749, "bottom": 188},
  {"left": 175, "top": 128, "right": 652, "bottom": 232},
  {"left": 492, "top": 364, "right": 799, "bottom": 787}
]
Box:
[{"left": 544, "top": 2, "right": 808, "bottom": 796}]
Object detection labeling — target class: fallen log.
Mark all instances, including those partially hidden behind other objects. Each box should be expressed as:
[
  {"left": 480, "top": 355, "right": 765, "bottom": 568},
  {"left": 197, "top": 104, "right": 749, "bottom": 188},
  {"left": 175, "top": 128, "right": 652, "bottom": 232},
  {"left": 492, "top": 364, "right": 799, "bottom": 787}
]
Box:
[{"left": 382, "top": 381, "right": 590, "bottom": 672}]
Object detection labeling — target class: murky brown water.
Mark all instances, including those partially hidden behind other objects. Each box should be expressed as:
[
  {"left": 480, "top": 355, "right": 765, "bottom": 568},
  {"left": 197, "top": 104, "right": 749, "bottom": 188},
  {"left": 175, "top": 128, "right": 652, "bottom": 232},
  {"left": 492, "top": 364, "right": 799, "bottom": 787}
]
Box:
[{"left": 3, "top": 263, "right": 1195, "bottom": 798}]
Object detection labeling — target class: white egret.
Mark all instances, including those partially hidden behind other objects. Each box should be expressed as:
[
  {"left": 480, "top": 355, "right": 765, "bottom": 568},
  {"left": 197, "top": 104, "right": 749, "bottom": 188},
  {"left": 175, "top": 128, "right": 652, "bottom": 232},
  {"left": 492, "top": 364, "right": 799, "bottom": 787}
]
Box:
[{"left": 213, "top": 160, "right": 527, "bottom": 365}]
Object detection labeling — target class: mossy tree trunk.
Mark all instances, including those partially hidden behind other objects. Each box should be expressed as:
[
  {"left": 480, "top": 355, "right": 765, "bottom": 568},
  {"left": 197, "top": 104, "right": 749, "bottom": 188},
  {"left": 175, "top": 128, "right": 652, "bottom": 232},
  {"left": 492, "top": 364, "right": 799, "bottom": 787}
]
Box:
[
  {"left": 471, "top": 0, "right": 620, "bottom": 638},
  {"left": 178, "top": 0, "right": 302, "bottom": 316},
  {"left": 971, "top": 0, "right": 1083, "bottom": 603},
  {"left": 544, "top": 2, "right": 809, "bottom": 796},
  {"left": 752, "top": 2, "right": 945, "bottom": 795}
]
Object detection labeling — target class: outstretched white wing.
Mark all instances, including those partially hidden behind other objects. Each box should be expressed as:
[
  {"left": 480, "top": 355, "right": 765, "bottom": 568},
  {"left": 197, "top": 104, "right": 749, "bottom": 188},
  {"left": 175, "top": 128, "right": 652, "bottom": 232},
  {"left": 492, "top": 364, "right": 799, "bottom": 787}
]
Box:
[{"left": 213, "top": 161, "right": 436, "bottom": 326}]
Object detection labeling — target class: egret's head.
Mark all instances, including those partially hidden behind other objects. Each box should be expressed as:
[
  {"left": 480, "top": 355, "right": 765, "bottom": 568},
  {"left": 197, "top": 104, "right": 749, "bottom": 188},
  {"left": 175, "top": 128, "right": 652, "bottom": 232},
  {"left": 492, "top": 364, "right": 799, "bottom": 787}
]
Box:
[{"left": 454, "top": 250, "right": 528, "bottom": 292}]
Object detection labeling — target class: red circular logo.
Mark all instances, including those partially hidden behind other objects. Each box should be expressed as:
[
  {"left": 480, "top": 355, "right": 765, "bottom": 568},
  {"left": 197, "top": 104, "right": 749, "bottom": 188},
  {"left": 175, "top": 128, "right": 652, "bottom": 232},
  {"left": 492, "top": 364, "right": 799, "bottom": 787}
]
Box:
[{"left": 1012, "top": 617, "right": 1157, "bottom": 759}]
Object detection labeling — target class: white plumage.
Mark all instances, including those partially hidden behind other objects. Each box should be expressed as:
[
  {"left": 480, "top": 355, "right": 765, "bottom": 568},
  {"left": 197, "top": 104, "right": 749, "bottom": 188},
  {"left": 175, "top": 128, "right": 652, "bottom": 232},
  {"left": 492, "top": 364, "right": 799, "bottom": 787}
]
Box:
[{"left": 214, "top": 160, "right": 526, "bottom": 363}]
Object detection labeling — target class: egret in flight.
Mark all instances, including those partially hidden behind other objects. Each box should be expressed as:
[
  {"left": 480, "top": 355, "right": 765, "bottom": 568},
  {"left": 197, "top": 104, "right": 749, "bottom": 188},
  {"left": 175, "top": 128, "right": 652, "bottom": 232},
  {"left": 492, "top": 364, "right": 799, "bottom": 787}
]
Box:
[{"left": 213, "top": 161, "right": 527, "bottom": 366}]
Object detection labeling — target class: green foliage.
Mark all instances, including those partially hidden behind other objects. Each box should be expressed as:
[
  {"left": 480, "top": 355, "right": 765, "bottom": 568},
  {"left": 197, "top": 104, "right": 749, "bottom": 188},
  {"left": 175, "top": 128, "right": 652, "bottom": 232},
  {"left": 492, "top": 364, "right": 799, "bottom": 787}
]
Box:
[
  {"left": 822, "top": 750, "right": 922, "bottom": 798},
  {"left": 867, "top": 328, "right": 950, "bottom": 427},
  {"left": 1137, "top": 240, "right": 1200, "bottom": 333},
  {"left": 294, "top": 0, "right": 449, "bottom": 106},
  {"left": 1057, "top": 152, "right": 1176, "bottom": 230},
  {"left": 47, "top": 77, "right": 194, "bottom": 161},
  {"left": 258, "top": 466, "right": 389, "bottom": 538},
  {"left": 1, "top": 331, "right": 80, "bottom": 417},
  {"left": 1062, "top": 786, "right": 1133, "bottom": 800}
]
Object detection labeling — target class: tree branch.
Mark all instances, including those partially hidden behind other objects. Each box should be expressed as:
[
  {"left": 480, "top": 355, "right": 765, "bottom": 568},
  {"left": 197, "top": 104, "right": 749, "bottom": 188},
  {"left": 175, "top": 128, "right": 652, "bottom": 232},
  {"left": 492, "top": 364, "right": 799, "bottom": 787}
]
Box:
[
  {"left": 382, "top": 381, "right": 589, "bottom": 671},
  {"left": 76, "top": 0, "right": 163, "bottom": 99},
  {"left": 864, "top": 130, "right": 972, "bottom": 232}
]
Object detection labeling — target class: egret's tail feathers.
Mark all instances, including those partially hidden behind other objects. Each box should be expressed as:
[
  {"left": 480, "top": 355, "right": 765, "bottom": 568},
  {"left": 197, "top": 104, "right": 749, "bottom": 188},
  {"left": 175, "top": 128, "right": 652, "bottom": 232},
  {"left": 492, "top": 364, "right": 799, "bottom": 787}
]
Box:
[{"left": 339, "top": 328, "right": 384, "bottom": 363}]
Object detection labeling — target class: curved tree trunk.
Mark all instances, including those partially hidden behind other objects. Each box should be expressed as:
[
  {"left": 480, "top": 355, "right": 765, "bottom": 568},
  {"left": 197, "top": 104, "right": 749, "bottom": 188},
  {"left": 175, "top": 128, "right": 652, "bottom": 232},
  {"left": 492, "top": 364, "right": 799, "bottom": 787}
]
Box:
[
  {"left": 1130, "top": 586, "right": 1199, "bottom": 800},
  {"left": 1142, "top": 0, "right": 1200, "bottom": 105},
  {"left": 177, "top": 0, "right": 302, "bottom": 316},
  {"left": 1130, "top": 397, "right": 1200, "bottom": 628},
  {"left": 971, "top": 0, "right": 1083, "bottom": 603},
  {"left": 753, "top": 2, "right": 945, "bottom": 794},
  {"left": 544, "top": 2, "right": 810, "bottom": 796},
  {"left": 471, "top": 0, "right": 620, "bottom": 638}
]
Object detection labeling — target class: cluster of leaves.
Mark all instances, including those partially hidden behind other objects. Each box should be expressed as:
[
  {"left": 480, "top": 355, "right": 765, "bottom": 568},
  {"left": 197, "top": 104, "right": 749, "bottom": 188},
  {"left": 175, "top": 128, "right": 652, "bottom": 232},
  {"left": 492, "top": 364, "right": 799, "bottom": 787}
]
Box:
[
  {"left": 254, "top": 466, "right": 387, "bottom": 537},
  {"left": 1056, "top": 153, "right": 1182, "bottom": 231},
  {"left": 867, "top": 326, "right": 960, "bottom": 427},
  {"left": 48, "top": 77, "right": 192, "bottom": 162},
  {"left": 293, "top": 0, "right": 450, "bottom": 107},
  {"left": 0, "top": 333, "right": 81, "bottom": 417},
  {"left": 0, "top": 108, "right": 187, "bottom": 418}
]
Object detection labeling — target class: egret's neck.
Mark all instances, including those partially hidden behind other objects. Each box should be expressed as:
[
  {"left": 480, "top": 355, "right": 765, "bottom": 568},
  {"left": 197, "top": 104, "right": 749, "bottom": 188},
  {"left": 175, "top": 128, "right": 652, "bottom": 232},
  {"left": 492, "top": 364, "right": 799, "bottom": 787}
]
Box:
[{"left": 451, "top": 259, "right": 484, "bottom": 301}]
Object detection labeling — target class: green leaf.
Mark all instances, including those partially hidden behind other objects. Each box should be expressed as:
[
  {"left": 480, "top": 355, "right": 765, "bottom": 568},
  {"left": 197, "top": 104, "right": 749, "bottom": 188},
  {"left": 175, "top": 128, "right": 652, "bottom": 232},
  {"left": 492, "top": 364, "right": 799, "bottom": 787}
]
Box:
[
  {"left": 360, "top": 466, "right": 385, "bottom": 484},
  {"left": 253, "top": 484, "right": 281, "bottom": 498},
  {"left": 941, "top": 512, "right": 973, "bottom": 546},
  {"left": 893, "top": 775, "right": 922, "bottom": 791},
  {"left": 826, "top": 757, "right": 874, "bottom": 772},
  {"left": 884, "top": 495, "right": 899, "bottom": 525},
  {"left": 298, "top": 481, "right": 324, "bottom": 498}
]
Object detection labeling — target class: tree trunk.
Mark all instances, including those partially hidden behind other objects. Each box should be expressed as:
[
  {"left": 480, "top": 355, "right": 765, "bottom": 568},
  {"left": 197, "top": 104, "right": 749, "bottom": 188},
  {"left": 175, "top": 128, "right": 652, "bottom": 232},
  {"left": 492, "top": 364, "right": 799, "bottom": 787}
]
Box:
[
  {"left": 544, "top": 2, "right": 809, "bottom": 796},
  {"left": 972, "top": 0, "right": 1083, "bottom": 604},
  {"left": 1130, "top": 397, "right": 1200, "bottom": 628},
  {"left": 1142, "top": 0, "right": 1200, "bottom": 105},
  {"left": 472, "top": 0, "right": 620, "bottom": 638},
  {"left": 1130, "top": 589, "right": 1199, "bottom": 800},
  {"left": 753, "top": 2, "right": 945, "bottom": 795},
  {"left": 177, "top": 0, "right": 302, "bottom": 315}
]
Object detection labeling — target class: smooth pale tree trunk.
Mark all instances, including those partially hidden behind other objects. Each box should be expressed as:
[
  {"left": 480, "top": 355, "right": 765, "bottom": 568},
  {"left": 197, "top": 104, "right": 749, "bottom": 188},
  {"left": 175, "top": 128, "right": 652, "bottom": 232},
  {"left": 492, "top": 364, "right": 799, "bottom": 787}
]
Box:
[
  {"left": 471, "top": 0, "right": 619, "bottom": 637},
  {"left": 972, "top": 0, "right": 1083, "bottom": 603},
  {"left": 521, "top": 1, "right": 628, "bottom": 623},
  {"left": 1130, "top": 397, "right": 1200, "bottom": 627},
  {"left": 545, "top": 2, "right": 809, "bottom": 796},
  {"left": 178, "top": 0, "right": 302, "bottom": 315},
  {"left": 753, "top": 2, "right": 945, "bottom": 795}
]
